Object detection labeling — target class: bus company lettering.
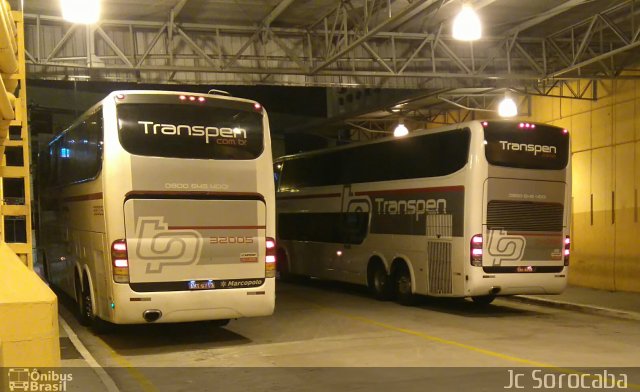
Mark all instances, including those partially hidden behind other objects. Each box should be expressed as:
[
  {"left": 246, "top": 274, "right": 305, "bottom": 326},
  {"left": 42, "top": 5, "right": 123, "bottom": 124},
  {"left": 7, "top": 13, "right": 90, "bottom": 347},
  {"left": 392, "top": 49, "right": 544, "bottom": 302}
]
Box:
[
  {"left": 135, "top": 217, "right": 203, "bottom": 273},
  {"left": 374, "top": 197, "right": 446, "bottom": 221},
  {"left": 499, "top": 140, "right": 557, "bottom": 156},
  {"left": 137, "top": 121, "right": 248, "bottom": 145}
]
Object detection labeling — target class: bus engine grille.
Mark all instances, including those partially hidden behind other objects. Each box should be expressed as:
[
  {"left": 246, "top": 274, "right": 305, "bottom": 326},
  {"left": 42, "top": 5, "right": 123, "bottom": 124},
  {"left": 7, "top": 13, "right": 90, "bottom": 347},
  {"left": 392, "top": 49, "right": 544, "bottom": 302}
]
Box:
[
  {"left": 487, "top": 200, "right": 564, "bottom": 232},
  {"left": 427, "top": 241, "right": 452, "bottom": 295}
]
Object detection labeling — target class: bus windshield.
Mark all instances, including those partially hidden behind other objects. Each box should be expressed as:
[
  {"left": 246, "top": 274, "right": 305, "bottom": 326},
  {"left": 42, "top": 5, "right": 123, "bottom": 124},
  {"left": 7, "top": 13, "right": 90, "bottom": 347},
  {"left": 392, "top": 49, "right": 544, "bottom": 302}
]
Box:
[
  {"left": 117, "top": 101, "right": 264, "bottom": 160},
  {"left": 483, "top": 122, "right": 569, "bottom": 170}
]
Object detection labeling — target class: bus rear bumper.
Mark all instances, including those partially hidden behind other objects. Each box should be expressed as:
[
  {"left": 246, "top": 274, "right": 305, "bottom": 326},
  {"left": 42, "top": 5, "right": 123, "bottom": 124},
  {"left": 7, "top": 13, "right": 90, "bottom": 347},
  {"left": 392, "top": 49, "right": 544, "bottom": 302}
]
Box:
[
  {"left": 467, "top": 268, "right": 568, "bottom": 297},
  {"left": 106, "top": 278, "right": 275, "bottom": 324}
]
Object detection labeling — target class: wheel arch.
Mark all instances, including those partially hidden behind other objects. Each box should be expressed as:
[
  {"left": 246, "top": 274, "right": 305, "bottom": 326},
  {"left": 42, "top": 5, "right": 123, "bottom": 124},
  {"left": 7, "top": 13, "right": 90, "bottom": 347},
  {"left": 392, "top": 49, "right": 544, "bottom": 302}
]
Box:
[
  {"left": 276, "top": 245, "right": 291, "bottom": 274},
  {"left": 73, "top": 263, "right": 84, "bottom": 295},
  {"left": 367, "top": 254, "right": 388, "bottom": 275},
  {"left": 389, "top": 256, "right": 416, "bottom": 290},
  {"left": 81, "top": 264, "right": 98, "bottom": 318}
]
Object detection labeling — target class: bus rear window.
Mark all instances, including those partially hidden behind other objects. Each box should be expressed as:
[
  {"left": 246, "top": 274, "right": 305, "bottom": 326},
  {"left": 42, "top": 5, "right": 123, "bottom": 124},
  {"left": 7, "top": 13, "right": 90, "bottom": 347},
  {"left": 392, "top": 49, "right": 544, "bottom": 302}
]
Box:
[
  {"left": 117, "top": 102, "right": 264, "bottom": 160},
  {"left": 483, "top": 122, "right": 569, "bottom": 170}
]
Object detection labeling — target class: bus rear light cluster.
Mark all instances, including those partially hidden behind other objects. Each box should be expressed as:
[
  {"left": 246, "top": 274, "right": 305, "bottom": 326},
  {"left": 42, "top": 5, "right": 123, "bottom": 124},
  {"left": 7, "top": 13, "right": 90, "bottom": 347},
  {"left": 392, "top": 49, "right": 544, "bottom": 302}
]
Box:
[
  {"left": 111, "top": 239, "right": 130, "bottom": 283},
  {"left": 179, "top": 95, "right": 206, "bottom": 103},
  {"left": 518, "top": 122, "right": 536, "bottom": 129},
  {"left": 564, "top": 236, "right": 570, "bottom": 266},
  {"left": 470, "top": 234, "right": 483, "bottom": 267},
  {"left": 265, "top": 237, "right": 277, "bottom": 278}
]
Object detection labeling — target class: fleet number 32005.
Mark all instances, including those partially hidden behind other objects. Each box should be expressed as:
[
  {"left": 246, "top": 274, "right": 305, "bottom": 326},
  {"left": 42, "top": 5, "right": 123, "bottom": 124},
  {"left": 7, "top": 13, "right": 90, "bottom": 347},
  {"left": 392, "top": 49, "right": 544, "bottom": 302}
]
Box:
[{"left": 210, "top": 236, "right": 254, "bottom": 244}]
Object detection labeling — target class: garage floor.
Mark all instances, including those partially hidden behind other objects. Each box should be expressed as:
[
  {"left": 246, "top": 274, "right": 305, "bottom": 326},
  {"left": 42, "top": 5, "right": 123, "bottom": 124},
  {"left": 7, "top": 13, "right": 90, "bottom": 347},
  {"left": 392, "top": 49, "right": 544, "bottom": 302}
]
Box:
[{"left": 57, "top": 280, "right": 640, "bottom": 391}]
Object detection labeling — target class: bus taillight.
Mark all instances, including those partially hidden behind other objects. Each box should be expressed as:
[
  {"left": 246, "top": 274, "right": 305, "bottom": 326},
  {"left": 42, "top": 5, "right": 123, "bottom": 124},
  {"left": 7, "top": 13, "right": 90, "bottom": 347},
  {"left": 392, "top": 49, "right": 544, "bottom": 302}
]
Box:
[
  {"left": 111, "top": 239, "right": 129, "bottom": 283},
  {"left": 470, "top": 234, "right": 483, "bottom": 266},
  {"left": 564, "top": 236, "right": 570, "bottom": 266},
  {"left": 265, "top": 237, "right": 276, "bottom": 278}
]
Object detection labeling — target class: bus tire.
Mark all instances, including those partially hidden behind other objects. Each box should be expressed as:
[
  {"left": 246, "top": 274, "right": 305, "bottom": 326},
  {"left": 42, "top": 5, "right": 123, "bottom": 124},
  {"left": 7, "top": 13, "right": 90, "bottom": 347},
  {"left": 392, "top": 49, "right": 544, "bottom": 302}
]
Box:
[
  {"left": 471, "top": 295, "right": 496, "bottom": 305},
  {"left": 75, "top": 274, "right": 91, "bottom": 326},
  {"left": 394, "top": 264, "right": 417, "bottom": 306},
  {"left": 367, "top": 262, "right": 392, "bottom": 301}
]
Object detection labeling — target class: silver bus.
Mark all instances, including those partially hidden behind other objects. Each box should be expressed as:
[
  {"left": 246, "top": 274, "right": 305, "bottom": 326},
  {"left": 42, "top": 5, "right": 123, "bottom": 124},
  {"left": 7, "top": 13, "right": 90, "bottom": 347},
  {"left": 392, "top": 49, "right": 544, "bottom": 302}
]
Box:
[
  {"left": 38, "top": 90, "right": 276, "bottom": 326},
  {"left": 274, "top": 120, "right": 571, "bottom": 305}
]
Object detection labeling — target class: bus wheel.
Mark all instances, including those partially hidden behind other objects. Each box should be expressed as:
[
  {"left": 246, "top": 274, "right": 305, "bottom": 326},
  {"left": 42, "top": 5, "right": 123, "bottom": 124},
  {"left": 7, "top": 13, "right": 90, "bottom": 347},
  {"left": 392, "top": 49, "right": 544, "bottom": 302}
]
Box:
[
  {"left": 471, "top": 295, "right": 496, "bottom": 306},
  {"left": 394, "top": 264, "right": 417, "bottom": 306},
  {"left": 75, "top": 276, "right": 91, "bottom": 326},
  {"left": 368, "top": 263, "right": 392, "bottom": 301}
]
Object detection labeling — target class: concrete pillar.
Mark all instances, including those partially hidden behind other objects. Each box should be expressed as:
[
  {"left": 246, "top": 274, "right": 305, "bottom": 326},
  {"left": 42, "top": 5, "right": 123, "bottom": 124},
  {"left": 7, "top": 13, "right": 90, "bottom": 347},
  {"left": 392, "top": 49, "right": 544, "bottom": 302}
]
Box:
[{"left": 0, "top": 243, "right": 60, "bottom": 367}]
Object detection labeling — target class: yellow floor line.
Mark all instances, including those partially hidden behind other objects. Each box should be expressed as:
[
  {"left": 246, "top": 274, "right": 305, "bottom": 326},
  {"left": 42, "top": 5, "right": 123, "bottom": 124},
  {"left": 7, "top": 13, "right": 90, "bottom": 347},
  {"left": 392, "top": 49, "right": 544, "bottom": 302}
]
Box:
[
  {"left": 308, "top": 300, "right": 640, "bottom": 389},
  {"left": 93, "top": 335, "right": 158, "bottom": 392},
  {"left": 59, "top": 316, "right": 120, "bottom": 392}
]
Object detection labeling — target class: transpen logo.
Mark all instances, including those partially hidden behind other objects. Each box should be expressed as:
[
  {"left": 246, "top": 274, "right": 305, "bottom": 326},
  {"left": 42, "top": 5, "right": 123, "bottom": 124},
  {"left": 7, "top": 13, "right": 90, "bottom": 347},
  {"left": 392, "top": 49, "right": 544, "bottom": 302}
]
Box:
[
  {"left": 137, "top": 121, "right": 248, "bottom": 145},
  {"left": 499, "top": 140, "right": 557, "bottom": 156},
  {"left": 135, "top": 217, "right": 203, "bottom": 273},
  {"left": 486, "top": 229, "right": 526, "bottom": 266},
  {"left": 374, "top": 197, "right": 447, "bottom": 221}
]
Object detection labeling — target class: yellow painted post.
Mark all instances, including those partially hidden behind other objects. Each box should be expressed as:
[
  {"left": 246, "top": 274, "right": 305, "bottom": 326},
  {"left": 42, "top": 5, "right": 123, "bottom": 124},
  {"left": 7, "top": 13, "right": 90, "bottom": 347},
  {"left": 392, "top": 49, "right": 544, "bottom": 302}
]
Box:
[
  {"left": 0, "top": 243, "right": 60, "bottom": 367},
  {"left": 0, "top": 8, "right": 33, "bottom": 268},
  {"left": 0, "top": 5, "right": 60, "bottom": 369}
]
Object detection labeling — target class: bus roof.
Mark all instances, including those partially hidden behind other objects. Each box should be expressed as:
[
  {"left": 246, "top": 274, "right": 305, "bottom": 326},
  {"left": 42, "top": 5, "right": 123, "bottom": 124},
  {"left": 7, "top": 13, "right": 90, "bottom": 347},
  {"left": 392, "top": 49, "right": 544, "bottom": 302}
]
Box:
[
  {"left": 275, "top": 120, "right": 564, "bottom": 163},
  {"left": 275, "top": 122, "right": 470, "bottom": 163}
]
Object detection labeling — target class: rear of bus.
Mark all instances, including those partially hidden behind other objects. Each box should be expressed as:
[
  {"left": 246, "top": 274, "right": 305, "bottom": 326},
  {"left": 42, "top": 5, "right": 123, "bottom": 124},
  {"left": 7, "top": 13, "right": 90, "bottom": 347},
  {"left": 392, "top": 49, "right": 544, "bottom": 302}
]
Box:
[
  {"left": 468, "top": 120, "right": 571, "bottom": 297},
  {"left": 101, "top": 90, "right": 275, "bottom": 324}
]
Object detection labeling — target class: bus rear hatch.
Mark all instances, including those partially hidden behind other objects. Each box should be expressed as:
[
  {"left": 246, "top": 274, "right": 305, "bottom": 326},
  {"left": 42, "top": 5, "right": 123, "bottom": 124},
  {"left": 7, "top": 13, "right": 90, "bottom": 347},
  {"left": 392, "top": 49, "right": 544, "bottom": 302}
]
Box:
[
  {"left": 123, "top": 198, "right": 266, "bottom": 291},
  {"left": 482, "top": 178, "right": 566, "bottom": 273}
]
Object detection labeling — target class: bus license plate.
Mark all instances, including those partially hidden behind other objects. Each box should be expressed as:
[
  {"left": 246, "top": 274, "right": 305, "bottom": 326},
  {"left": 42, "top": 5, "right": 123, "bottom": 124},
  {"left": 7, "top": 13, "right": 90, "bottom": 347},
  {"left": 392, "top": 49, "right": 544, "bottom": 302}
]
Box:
[{"left": 189, "top": 280, "right": 215, "bottom": 290}]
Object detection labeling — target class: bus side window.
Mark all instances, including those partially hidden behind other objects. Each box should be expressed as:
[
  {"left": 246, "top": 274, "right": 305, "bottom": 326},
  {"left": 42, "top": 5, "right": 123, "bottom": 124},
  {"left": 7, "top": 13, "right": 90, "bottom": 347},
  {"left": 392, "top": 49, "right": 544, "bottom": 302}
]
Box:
[
  {"left": 48, "top": 143, "right": 58, "bottom": 187},
  {"left": 273, "top": 162, "right": 282, "bottom": 192},
  {"left": 342, "top": 212, "right": 368, "bottom": 245},
  {"left": 57, "top": 135, "right": 72, "bottom": 185}
]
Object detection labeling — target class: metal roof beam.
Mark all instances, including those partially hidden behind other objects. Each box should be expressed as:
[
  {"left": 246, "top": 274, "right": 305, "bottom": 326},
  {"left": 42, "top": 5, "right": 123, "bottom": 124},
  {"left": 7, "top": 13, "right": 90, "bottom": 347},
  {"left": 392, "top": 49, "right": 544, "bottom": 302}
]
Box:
[
  {"left": 171, "top": 0, "right": 189, "bottom": 19},
  {"left": 44, "top": 24, "right": 78, "bottom": 63},
  {"left": 135, "top": 23, "right": 167, "bottom": 67},
  {"left": 549, "top": 39, "right": 640, "bottom": 78},
  {"left": 263, "top": 0, "right": 297, "bottom": 27},
  {"left": 95, "top": 26, "right": 133, "bottom": 67},
  {"left": 503, "top": 0, "right": 594, "bottom": 36},
  {"left": 174, "top": 26, "right": 218, "bottom": 68},
  {"left": 223, "top": 0, "right": 296, "bottom": 69},
  {"left": 311, "top": 0, "right": 442, "bottom": 75}
]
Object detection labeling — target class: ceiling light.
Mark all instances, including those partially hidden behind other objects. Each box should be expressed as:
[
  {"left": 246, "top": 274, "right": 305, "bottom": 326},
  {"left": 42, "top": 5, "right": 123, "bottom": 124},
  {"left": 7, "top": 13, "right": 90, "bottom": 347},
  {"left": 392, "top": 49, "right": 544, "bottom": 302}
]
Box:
[
  {"left": 61, "top": 0, "right": 100, "bottom": 24},
  {"left": 393, "top": 123, "right": 409, "bottom": 137},
  {"left": 452, "top": 4, "right": 481, "bottom": 41},
  {"left": 498, "top": 95, "right": 518, "bottom": 118}
]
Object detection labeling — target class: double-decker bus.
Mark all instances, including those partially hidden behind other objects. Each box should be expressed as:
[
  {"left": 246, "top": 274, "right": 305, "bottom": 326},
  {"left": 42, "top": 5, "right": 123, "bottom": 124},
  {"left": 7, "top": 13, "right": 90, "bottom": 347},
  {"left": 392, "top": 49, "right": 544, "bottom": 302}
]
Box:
[
  {"left": 37, "top": 90, "right": 276, "bottom": 327},
  {"left": 274, "top": 120, "right": 571, "bottom": 305}
]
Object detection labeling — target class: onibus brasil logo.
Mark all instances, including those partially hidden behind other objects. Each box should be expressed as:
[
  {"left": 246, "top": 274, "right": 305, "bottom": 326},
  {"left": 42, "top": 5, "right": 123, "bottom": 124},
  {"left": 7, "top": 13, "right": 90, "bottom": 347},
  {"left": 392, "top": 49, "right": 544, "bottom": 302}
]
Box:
[{"left": 7, "top": 368, "right": 72, "bottom": 392}]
